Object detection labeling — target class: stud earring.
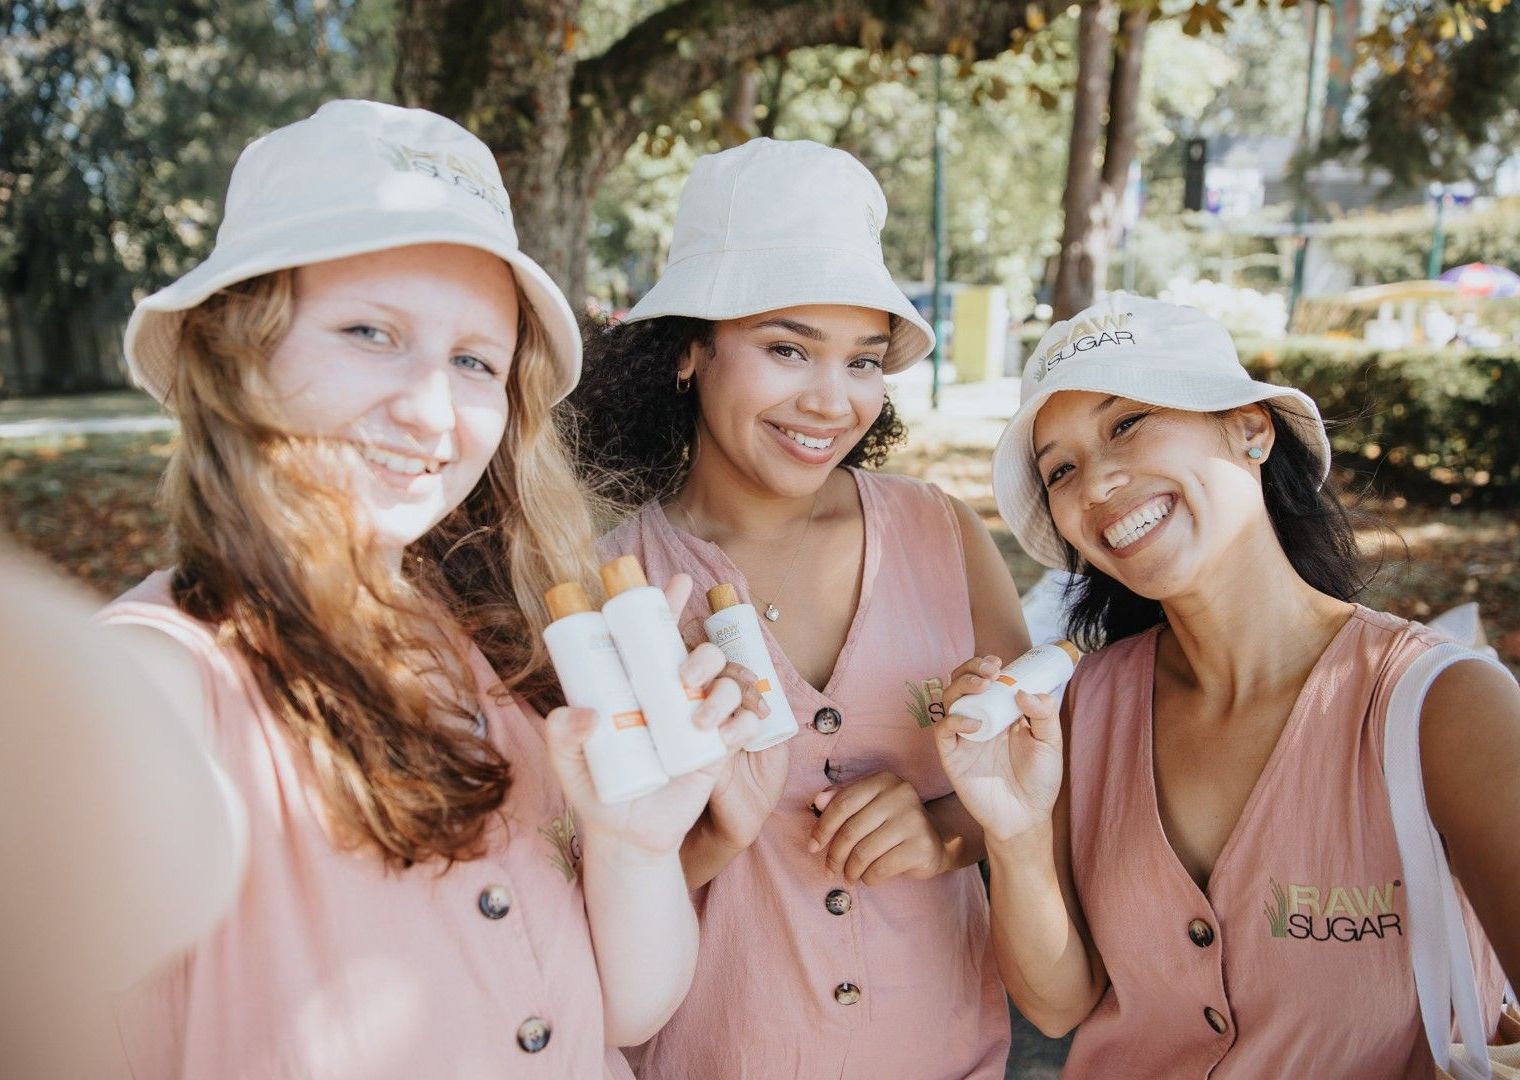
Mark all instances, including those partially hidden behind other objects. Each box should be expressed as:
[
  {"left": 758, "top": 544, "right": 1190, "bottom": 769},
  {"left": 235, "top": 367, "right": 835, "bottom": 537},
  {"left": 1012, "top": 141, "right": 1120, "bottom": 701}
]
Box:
[{"left": 1247, "top": 446, "right": 1264, "bottom": 460}]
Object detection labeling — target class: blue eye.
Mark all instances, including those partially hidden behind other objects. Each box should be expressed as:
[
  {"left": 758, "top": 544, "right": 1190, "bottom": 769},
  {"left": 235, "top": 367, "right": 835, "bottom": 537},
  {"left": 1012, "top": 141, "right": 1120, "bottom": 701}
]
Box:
[
  {"left": 343, "top": 324, "right": 393, "bottom": 346},
  {"left": 453, "top": 353, "right": 500, "bottom": 377}
]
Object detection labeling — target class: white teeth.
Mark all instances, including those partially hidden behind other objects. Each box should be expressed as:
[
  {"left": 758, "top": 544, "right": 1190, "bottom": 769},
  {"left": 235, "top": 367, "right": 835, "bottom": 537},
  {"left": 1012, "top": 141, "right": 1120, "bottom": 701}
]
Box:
[
  {"left": 780, "top": 427, "right": 835, "bottom": 450},
  {"left": 359, "top": 446, "right": 439, "bottom": 476},
  {"left": 1103, "top": 497, "right": 1173, "bottom": 550}
]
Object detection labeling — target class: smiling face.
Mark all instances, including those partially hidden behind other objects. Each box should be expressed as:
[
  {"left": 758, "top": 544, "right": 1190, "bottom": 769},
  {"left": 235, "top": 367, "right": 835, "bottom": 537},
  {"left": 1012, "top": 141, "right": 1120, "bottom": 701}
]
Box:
[
  {"left": 682, "top": 304, "right": 891, "bottom": 498},
  {"left": 1032, "top": 391, "right": 1273, "bottom": 600},
  {"left": 261, "top": 243, "right": 519, "bottom": 554}
]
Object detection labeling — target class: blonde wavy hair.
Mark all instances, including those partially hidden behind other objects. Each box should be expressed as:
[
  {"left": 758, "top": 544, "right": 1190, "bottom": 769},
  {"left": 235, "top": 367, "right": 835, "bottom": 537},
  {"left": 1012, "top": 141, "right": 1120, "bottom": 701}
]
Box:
[{"left": 166, "top": 267, "right": 602, "bottom": 868}]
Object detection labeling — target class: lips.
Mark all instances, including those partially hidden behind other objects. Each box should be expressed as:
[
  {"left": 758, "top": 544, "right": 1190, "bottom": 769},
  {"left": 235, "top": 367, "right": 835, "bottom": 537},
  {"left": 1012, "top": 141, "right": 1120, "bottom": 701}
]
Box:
[{"left": 1102, "top": 494, "right": 1175, "bottom": 550}]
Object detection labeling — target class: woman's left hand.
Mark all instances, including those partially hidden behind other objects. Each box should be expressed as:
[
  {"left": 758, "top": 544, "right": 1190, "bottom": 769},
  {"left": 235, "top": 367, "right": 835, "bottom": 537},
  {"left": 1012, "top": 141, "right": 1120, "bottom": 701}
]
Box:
[
  {"left": 806, "top": 771, "right": 950, "bottom": 884},
  {"left": 544, "top": 573, "right": 759, "bottom": 858}
]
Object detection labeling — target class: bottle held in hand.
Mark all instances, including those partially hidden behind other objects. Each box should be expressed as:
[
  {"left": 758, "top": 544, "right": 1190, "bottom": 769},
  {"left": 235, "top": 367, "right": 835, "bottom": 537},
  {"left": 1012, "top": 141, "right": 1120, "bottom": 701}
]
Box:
[
  {"left": 949, "top": 641, "right": 1081, "bottom": 741},
  {"left": 703, "top": 583, "right": 799, "bottom": 751}
]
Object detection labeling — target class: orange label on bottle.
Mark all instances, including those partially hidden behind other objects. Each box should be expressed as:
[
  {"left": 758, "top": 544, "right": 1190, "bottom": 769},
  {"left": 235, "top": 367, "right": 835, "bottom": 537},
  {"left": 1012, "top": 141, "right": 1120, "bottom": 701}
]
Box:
[
  {"left": 755, "top": 678, "right": 771, "bottom": 693},
  {"left": 684, "top": 685, "right": 706, "bottom": 702},
  {"left": 611, "top": 710, "right": 646, "bottom": 730},
  {"left": 996, "top": 675, "right": 1019, "bottom": 688}
]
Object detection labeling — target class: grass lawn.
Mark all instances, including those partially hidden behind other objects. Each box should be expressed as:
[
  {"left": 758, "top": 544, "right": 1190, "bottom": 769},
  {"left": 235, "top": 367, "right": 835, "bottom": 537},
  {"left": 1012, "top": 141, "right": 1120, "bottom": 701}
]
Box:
[{"left": 2, "top": 427, "right": 1517, "bottom": 675}]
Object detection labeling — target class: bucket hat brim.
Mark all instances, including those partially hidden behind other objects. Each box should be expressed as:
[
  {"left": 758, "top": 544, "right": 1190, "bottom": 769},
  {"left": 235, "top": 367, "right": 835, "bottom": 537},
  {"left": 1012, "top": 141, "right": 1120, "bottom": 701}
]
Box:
[
  {"left": 623, "top": 244, "right": 934, "bottom": 374},
  {"left": 992, "top": 364, "right": 1331, "bottom": 569},
  {"left": 125, "top": 206, "right": 581, "bottom": 408}
]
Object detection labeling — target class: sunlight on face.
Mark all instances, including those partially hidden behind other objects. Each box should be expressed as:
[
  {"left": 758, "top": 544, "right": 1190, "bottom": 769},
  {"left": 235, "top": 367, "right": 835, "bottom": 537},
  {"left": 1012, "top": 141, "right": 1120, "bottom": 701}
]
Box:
[
  {"left": 688, "top": 304, "right": 890, "bottom": 498},
  {"left": 263, "top": 243, "right": 520, "bottom": 553}
]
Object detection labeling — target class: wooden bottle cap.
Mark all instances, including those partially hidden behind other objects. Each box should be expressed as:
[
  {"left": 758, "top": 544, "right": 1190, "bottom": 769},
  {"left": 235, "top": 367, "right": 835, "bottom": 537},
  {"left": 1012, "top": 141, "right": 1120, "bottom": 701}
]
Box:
[
  {"left": 599, "top": 555, "right": 648, "bottom": 598},
  {"left": 1055, "top": 640, "right": 1082, "bottom": 665},
  {"left": 545, "top": 582, "right": 593, "bottom": 620},
  {"left": 707, "top": 583, "right": 742, "bottom": 613}
]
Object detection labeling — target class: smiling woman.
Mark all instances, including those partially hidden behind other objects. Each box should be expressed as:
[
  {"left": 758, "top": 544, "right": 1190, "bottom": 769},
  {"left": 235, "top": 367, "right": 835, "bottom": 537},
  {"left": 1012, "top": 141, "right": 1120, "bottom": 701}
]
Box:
[
  {"left": 930, "top": 293, "right": 1520, "bottom": 1079},
  {"left": 569, "top": 138, "right": 1034, "bottom": 1080},
  {"left": 83, "top": 100, "right": 760, "bottom": 1080}
]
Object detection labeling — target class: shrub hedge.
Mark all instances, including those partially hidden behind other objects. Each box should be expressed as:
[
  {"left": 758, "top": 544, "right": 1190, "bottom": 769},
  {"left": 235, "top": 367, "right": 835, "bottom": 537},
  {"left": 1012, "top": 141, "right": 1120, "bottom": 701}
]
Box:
[{"left": 1238, "top": 337, "right": 1520, "bottom": 506}]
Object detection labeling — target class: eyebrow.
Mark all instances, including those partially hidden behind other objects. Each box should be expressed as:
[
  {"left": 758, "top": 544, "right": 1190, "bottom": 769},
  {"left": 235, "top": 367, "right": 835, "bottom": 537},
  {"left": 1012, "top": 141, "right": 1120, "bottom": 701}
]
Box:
[
  {"left": 748, "top": 319, "right": 889, "bottom": 348},
  {"left": 1033, "top": 395, "right": 1123, "bottom": 464}
]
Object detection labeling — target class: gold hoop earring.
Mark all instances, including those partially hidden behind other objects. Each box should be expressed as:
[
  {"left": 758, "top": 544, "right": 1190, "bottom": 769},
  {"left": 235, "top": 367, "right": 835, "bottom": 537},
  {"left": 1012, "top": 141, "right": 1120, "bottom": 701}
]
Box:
[{"left": 675, "top": 372, "right": 693, "bottom": 394}]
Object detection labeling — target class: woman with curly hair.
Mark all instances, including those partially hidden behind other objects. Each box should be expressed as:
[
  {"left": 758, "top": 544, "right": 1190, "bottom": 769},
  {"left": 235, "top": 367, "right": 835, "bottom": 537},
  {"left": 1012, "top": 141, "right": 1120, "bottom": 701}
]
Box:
[
  {"left": 94, "top": 101, "right": 759, "bottom": 1079},
  {"left": 569, "top": 138, "right": 1033, "bottom": 1079}
]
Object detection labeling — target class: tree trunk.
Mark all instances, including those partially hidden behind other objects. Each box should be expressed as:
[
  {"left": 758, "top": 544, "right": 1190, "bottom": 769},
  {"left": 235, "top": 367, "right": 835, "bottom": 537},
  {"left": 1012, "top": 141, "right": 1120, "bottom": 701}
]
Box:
[
  {"left": 1052, "top": 0, "right": 1115, "bottom": 320},
  {"left": 720, "top": 62, "right": 762, "bottom": 146},
  {"left": 396, "top": 0, "right": 1051, "bottom": 305},
  {"left": 1089, "top": 4, "right": 1150, "bottom": 303}
]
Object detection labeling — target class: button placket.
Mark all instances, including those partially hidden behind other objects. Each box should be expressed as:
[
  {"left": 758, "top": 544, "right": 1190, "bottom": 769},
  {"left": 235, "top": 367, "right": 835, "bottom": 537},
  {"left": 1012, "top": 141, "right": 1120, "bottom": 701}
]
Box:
[
  {"left": 825, "top": 889, "right": 852, "bottom": 916},
  {"left": 812, "top": 706, "right": 842, "bottom": 734},
  {"left": 1188, "top": 918, "right": 1215, "bottom": 947}
]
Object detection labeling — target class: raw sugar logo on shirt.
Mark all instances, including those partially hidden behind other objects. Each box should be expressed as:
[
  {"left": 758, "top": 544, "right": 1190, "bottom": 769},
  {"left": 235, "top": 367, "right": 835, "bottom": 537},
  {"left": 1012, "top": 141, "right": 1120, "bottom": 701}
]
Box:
[
  {"left": 1033, "top": 311, "right": 1137, "bottom": 382},
  {"left": 1264, "top": 876, "right": 1402, "bottom": 942},
  {"left": 379, "top": 139, "right": 511, "bottom": 221}
]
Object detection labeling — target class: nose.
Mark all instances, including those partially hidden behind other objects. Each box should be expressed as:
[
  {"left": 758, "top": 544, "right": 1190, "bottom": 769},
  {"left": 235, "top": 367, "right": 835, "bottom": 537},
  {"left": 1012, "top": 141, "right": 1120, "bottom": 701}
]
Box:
[
  {"left": 795, "top": 363, "right": 853, "bottom": 421},
  {"left": 1081, "top": 453, "right": 1128, "bottom": 510},
  {"left": 389, "top": 364, "right": 456, "bottom": 438}
]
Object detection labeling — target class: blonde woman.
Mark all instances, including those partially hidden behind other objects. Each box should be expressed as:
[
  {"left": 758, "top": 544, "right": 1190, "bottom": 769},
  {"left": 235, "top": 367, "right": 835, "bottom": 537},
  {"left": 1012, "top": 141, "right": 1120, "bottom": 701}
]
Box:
[{"left": 97, "top": 101, "right": 757, "bottom": 1079}]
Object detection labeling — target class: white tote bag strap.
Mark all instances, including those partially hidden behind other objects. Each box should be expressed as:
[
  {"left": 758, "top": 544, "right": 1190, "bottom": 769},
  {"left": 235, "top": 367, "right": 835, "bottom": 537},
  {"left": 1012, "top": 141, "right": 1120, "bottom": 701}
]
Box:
[{"left": 1384, "top": 641, "right": 1511, "bottom": 1080}]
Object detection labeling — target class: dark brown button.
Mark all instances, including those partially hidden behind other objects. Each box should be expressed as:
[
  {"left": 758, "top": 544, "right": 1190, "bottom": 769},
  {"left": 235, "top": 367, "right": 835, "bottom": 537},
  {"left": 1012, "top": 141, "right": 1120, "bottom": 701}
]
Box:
[
  {"left": 516, "top": 1017, "right": 551, "bottom": 1052},
  {"left": 1188, "top": 918, "right": 1215, "bottom": 947},
  {"left": 813, "top": 707, "right": 842, "bottom": 734},
  {"left": 825, "top": 889, "right": 852, "bottom": 916},
  {"left": 1204, "top": 1006, "right": 1228, "bottom": 1034},
  {"left": 478, "top": 884, "right": 512, "bottom": 920},
  {"left": 834, "top": 982, "right": 862, "bottom": 1005}
]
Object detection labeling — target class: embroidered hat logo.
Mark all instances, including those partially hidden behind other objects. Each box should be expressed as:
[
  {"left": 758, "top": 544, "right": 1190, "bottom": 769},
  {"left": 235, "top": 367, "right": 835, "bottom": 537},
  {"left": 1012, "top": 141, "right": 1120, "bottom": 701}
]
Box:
[
  {"left": 380, "top": 138, "right": 511, "bottom": 221},
  {"left": 1034, "top": 310, "right": 1138, "bottom": 382}
]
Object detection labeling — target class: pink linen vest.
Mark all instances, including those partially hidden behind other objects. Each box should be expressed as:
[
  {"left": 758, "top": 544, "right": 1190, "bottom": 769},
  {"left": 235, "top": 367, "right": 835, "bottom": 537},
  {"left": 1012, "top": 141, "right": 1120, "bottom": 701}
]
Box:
[
  {"left": 99, "top": 572, "right": 633, "bottom": 1080},
  {"left": 1063, "top": 605, "right": 1506, "bottom": 1078},
  {"left": 601, "top": 469, "right": 1010, "bottom": 1080}
]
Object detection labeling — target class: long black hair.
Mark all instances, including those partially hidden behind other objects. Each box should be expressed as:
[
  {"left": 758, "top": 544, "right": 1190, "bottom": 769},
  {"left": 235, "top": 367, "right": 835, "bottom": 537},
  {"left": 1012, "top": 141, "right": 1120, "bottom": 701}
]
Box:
[
  {"left": 1060, "top": 402, "right": 1368, "bottom": 651},
  {"left": 564, "top": 315, "right": 907, "bottom": 510}
]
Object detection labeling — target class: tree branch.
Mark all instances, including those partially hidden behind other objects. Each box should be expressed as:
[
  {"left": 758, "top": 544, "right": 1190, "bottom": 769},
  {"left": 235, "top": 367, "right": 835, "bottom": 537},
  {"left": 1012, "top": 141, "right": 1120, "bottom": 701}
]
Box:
[{"left": 572, "top": 0, "right": 1055, "bottom": 157}]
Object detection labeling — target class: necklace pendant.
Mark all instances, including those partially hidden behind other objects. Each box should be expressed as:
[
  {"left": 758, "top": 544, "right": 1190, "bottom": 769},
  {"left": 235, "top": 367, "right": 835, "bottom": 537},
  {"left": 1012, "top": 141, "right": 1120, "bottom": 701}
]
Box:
[{"left": 763, "top": 603, "right": 781, "bottom": 622}]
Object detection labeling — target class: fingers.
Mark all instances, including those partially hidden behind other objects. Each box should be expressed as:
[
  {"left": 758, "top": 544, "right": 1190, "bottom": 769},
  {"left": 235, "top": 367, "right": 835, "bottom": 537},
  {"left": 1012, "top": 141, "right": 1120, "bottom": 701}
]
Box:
[
  {"left": 1015, "top": 690, "right": 1061, "bottom": 744},
  {"left": 543, "top": 705, "right": 600, "bottom": 750},
  {"left": 679, "top": 641, "right": 727, "bottom": 690},
  {"left": 824, "top": 800, "right": 894, "bottom": 875},
  {"left": 859, "top": 839, "right": 927, "bottom": 886},
  {"left": 717, "top": 709, "right": 761, "bottom": 751},
  {"left": 807, "top": 774, "right": 887, "bottom": 852},
  {"left": 662, "top": 572, "right": 693, "bottom": 621},
  {"left": 692, "top": 674, "right": 742, "bottom": 730},
  {"left": 942, "top": 656, "right": 1003, "bottom": 713},
  {"left": 840, "top": 822, "right": 904, "bottom": 882},
  {"left": 721, "top": 661, "right": 770, "bottom": 719}
]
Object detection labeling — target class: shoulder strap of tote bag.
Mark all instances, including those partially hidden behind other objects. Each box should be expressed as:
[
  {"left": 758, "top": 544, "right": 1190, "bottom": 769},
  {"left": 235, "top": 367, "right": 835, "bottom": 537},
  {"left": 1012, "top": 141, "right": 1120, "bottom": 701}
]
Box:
[{"left": 1384, "top": 640, "right": 1512, "bottom": 1080}]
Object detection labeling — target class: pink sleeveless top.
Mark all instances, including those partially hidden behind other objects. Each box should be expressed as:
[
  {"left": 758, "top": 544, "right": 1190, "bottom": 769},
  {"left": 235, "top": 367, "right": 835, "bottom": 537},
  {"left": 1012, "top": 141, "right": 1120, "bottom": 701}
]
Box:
[
  {"left": 100, "top": 572, "right": 634, "bottom": 1080},
  {"left": 1064, "top": 606, "right": 1505, "bottom": 1078},
  {"left": 602, "top": 469, "right": 1010, "bottom": 1080}
]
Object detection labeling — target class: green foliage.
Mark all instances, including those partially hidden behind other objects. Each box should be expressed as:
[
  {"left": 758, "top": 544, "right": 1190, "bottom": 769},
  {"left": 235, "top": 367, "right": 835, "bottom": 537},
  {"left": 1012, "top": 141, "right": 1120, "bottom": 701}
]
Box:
[
  {"left": 1241, "top": 337, "right": 1520, "bottom": 505},
  {"left": 0, "top": 0, "right": 391, "bottom": 390},
  {"left": 1318, "top": 198, "right": 1520, "bottom": 285}
]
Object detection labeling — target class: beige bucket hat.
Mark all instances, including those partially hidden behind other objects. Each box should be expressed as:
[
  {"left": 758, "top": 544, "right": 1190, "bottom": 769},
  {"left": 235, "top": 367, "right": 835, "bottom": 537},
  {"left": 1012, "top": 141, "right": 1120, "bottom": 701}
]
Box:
[
  {"left": 993, "top": 294, "right": 1331, "bottom": 568},
  {"left": 623, "top": 138, "right": 934, "bottom": 373},
  {"left": 124, "top": 99, "right": 582, "bottom": 407}
]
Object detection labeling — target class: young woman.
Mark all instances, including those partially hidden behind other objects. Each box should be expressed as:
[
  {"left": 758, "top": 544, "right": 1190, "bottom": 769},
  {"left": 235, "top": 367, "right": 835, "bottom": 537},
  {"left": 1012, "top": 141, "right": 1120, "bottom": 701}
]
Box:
[
  {"left": 935, "top": 295, "right": 1520, "bottom": 1076},
  {"left": 570, "top": 137, "right": 1032, "bottom": 1078},
  {"left": 97, "top": 100, "right": 758, "bottom": 1079}
]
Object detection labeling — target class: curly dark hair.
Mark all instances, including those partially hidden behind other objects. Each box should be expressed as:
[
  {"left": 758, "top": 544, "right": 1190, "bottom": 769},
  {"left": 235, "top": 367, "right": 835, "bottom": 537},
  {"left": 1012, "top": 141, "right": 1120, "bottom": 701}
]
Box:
[
  {"left": 1058, "top": 402, "right": 1370, "bottom": 652},
  {"left": 564, "top": 315, "right": 908, "bottom": 510}
]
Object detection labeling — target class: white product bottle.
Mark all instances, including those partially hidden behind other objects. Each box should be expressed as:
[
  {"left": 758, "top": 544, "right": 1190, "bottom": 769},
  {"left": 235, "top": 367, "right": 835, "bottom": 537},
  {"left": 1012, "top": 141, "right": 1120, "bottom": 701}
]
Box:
[
  {"left": 599, "top": 556, "right": 728, "bottom": 776},
  {"left": 703, "top": 584, "right": 800, "bottom": 752},
  {"left": 542, "top": 582, "right": 669, "bottom": 804},
  {"left": 950, "top": 641, "right": 1082, "bottom": 742}
]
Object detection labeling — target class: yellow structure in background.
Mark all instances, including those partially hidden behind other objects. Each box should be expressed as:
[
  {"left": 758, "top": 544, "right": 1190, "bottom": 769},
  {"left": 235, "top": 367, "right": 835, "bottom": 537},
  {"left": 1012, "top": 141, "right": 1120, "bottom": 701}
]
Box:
[{"left": 952, "top": 286, "right": 1009, "bottom": 382}]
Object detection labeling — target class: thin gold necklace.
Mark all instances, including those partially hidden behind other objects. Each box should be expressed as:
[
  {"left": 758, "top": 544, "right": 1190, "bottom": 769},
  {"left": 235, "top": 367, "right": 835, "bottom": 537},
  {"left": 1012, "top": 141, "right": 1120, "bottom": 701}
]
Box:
[{"left": 672, "top": 491, "right": 821, "bottom": 623}]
